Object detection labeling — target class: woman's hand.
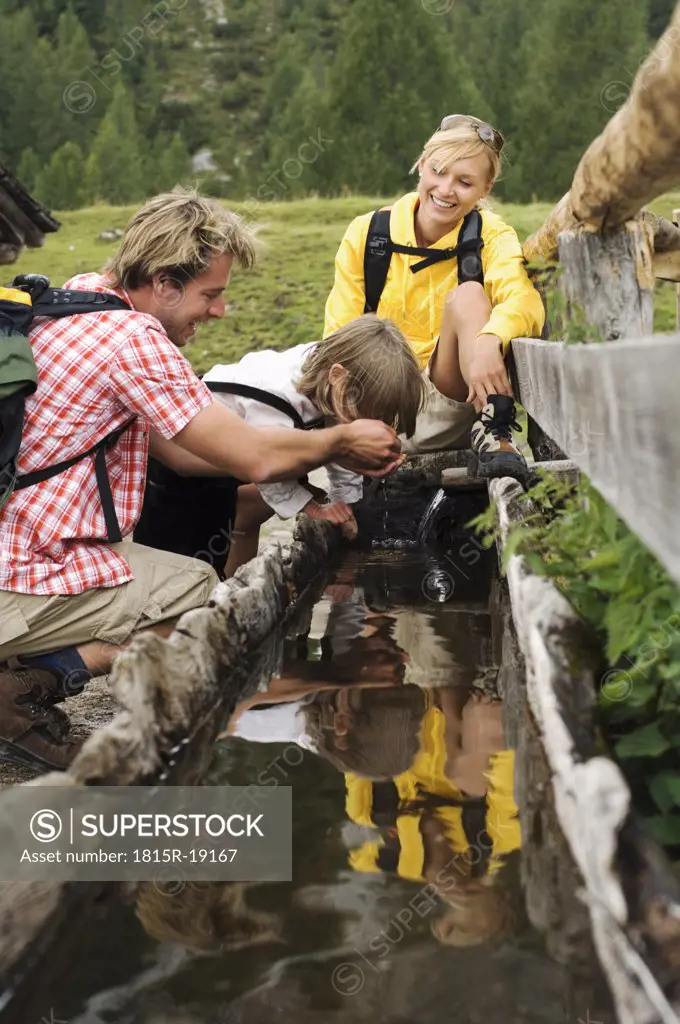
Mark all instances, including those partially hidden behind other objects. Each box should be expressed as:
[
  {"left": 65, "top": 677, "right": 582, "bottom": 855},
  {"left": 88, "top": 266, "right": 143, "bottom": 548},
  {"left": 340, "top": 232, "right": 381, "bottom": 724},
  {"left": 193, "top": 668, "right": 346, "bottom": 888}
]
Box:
[{"left": 466, "top": 334, "right": 512, "bottom": 412}]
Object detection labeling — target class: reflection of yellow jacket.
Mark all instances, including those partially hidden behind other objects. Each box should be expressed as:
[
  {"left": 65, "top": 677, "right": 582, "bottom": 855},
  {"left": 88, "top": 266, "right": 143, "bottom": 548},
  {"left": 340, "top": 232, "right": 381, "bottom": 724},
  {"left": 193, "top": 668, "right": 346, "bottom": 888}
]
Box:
[
  {"left": 324, "top": 192, "right": 545, "bottom": 368},
  {"left": 346, "top": 707, "right": 521, "bottom": 882}
]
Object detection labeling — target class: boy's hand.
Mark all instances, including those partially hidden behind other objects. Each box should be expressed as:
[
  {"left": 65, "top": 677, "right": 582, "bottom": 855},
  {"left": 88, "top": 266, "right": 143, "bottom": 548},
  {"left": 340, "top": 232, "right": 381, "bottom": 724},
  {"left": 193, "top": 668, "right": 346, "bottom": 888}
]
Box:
[{"left": 302, "top": 499, "right": 357, "bottom": 531}]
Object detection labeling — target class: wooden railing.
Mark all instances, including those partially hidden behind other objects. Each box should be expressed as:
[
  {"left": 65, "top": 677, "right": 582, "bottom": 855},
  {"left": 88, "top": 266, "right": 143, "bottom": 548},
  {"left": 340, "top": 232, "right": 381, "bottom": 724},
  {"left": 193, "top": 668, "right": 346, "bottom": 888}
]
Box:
[{"left": 492, "top": 7, "right": 680, "bottom": 1020}]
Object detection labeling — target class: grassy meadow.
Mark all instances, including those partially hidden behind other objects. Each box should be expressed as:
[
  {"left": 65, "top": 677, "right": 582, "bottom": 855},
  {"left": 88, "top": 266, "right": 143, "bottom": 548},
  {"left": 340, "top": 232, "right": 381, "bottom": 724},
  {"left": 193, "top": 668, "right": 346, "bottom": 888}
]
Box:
[{"left": 7, "top": 192, "right": 680, "bottom": 375}]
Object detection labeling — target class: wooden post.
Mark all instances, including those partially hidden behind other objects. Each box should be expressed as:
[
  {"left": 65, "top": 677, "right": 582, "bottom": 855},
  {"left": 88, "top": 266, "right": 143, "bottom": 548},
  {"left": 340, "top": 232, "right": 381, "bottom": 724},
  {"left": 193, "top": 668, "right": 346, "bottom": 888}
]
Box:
[
  {"left": 558, "top": 220, "right": 655, "bottom": 341},
  {"left": 674, "top": 208, "right": 680, "bottom": 329}
]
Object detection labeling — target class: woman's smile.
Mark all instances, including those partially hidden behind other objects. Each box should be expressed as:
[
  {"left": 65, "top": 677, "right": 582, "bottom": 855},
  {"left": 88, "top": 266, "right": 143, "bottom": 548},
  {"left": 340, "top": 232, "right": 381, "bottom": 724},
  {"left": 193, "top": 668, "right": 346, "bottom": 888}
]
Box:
[{"left": 430, "top": 194, "right": 457, "bottom": 211}]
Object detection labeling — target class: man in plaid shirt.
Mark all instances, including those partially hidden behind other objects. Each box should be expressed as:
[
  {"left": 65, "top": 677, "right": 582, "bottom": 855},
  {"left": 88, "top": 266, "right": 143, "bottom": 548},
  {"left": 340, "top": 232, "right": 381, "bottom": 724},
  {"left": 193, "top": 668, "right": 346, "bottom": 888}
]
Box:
[{"left": 0, "top": 189, "right": 402, "bottom": 772}]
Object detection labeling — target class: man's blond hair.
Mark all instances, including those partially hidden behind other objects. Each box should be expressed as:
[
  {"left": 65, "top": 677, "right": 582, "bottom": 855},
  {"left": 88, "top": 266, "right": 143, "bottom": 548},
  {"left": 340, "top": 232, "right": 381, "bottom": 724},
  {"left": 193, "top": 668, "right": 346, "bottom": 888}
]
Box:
[
  {"left": 296, "top": 315, "right": 425, "bottom": 438},
  {"left": 104, "top": 186, "right": 256, "bottom": 289}
]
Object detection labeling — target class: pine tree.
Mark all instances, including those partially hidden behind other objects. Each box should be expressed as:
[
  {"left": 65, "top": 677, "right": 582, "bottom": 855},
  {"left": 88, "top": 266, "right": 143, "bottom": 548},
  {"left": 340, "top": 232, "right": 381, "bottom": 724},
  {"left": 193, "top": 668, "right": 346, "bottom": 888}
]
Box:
[
  {"left": 151, "top": 133, "right": 191, "bottom": 194},
  {"left": 35, "top": 141, "right": 86, "bottom": 210},
  {"left": 0, "top": 9, "right": 51, "bottom": 165},
  {"left": 512, "top": 0, "right": 650, "bottom": 201},
  {"left": 36, "top": 5, "right": 101, "bottom": 160},
  {"left": 84, "top": 82, "right": 146, "bottom": 204},
  {"left": 322, "top": 0, "right": 488, "bottom": 195},
  {"left": 17, "top": 148, "right": 42, "bottom": 193}
]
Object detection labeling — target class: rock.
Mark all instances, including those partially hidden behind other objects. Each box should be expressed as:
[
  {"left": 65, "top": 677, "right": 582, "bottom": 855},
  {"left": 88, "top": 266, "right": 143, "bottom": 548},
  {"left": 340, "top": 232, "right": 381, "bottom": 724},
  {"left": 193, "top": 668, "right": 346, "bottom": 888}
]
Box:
[{"left": 97, "top": 228, "right": 125, "bottom": 242}]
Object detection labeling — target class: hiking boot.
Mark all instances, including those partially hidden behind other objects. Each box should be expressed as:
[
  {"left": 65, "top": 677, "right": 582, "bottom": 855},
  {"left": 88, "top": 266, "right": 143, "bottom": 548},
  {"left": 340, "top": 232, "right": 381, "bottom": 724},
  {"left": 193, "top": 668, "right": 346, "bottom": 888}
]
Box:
[
  {"left": 468, "top": 395, "right": 528, "bottom": 482},
  {"left": 7, "top": 655, "right": 86, "bottom": 719},
  {"left": 0, "top": 665, "right": 83, "bottom": 771}
]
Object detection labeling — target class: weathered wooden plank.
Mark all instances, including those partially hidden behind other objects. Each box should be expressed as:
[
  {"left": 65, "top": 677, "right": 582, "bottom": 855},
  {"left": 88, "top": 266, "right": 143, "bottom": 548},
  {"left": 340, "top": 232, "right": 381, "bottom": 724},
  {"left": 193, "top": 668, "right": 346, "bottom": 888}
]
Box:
[
  {"left": 558, "top": 222, "right": 654, "bottom": 341},
  {"left": 511, "top": 334, "right": 680, "bottom": 583},
  {"left": 490, "top": 476, "right": 680, "bottom": 1024},
  {"left": 523, "top": 2, "right": 680, "bottom": 262}
]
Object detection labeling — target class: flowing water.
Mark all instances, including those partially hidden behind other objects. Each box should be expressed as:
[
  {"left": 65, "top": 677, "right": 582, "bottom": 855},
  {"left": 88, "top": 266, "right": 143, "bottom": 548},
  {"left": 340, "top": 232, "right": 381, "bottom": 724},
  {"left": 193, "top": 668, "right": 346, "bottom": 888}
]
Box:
[{"left": 24, "top": 549, "right": 614, "bottom": 1024}]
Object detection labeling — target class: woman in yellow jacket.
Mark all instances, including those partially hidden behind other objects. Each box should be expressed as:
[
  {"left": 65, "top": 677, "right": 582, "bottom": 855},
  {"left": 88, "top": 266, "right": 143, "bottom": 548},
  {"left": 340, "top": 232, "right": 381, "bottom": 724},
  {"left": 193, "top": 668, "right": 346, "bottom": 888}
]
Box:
[{"left": 324, "top": 114, "right": 545, "bottom": 480}]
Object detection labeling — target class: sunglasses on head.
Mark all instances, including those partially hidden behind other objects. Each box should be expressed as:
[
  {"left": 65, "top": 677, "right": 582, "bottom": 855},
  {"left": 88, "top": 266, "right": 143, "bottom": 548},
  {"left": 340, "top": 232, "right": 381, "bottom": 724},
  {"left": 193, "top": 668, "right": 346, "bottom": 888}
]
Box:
[{"left": 438, "top": 114, "right": 505, "bottom": 154}]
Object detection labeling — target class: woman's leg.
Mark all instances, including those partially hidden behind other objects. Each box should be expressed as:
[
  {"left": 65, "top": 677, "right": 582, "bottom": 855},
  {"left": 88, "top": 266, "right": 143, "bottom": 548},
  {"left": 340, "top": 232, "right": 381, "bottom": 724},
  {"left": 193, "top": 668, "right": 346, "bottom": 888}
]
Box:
[
  {"left": 428, "top": 282, "right": 493, "bottom": 401},
  {"left": 224, "top": 484, "right": 273, "bottom": 577},
  {"left": 430, "top": 282, "right": 526, "bottom": 481}
]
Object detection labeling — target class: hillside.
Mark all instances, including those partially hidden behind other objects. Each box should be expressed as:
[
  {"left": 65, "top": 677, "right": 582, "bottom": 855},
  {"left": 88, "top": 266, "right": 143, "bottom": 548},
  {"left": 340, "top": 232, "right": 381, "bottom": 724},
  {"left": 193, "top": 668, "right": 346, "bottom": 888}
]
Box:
[
  {"left": 7, "top": 193, "right": 678, "bottom": 372},
  {"left": 0, "top": 0, "right": 676, "bottom": 209}
]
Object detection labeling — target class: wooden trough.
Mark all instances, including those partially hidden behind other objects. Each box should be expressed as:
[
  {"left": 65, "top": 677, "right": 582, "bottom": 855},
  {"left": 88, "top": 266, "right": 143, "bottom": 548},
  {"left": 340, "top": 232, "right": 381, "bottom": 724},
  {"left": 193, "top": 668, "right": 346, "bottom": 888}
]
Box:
[{"left": 0, "top": 449, "right": 676, "bottom": 1023}]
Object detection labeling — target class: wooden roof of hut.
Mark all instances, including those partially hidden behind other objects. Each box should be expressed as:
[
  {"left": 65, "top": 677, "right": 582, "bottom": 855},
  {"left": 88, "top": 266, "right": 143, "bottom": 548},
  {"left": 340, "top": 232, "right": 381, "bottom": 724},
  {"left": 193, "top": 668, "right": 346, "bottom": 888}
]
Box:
[{"left": 0, "top": 163, "right": 59, "bottom": 265}]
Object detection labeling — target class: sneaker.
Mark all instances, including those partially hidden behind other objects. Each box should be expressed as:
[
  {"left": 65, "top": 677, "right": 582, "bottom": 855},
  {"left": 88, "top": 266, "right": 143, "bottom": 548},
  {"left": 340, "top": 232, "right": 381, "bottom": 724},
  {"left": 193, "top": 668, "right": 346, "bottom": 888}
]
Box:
[
  {"left": 0, "top": 665, "right": 83, "bottom": 772},
  {"left": 469, "top": 395, "right": 528, "bottom": 482}
]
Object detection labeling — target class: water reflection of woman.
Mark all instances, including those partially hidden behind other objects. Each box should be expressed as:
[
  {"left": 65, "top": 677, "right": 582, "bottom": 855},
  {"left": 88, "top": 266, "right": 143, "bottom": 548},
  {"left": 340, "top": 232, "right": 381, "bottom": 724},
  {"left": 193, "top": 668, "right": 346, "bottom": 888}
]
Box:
[{"left": 343, "top": 688, "right": 521, "bottom": 947}]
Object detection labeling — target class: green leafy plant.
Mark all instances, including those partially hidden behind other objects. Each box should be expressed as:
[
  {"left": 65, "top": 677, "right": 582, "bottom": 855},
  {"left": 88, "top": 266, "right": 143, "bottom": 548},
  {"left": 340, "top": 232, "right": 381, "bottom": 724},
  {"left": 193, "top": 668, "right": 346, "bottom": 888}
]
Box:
[{"left": 473, "top": 474, "right": 680, "bottom": 852}]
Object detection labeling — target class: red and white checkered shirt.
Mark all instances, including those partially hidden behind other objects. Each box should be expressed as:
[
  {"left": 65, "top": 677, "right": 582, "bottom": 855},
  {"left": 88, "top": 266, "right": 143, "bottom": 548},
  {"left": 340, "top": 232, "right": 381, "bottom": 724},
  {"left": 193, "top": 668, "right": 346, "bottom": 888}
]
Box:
[{"left": 0, "top": 273, "right": 212, "bottom": 595}]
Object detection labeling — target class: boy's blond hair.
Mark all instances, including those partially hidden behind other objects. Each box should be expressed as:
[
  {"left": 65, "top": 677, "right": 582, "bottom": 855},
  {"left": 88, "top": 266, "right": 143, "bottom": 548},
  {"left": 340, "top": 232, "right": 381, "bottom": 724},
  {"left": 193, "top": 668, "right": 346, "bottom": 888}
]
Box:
[
  {"left": 296, "top": 315, "right": 424, "bottom": 438},
  {"left": 104, "top": 186, "right": 256, "bottom": 290},
  {"left": 411, "top": 123, "right": 502, "bottom": 187},
  {"left": 305, "top": 686, "right": 427, "bottom": 779}
]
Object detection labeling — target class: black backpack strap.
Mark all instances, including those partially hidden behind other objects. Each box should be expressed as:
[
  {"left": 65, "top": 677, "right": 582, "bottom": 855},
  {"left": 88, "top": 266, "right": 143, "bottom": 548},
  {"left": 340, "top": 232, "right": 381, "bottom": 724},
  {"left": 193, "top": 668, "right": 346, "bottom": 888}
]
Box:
[
  {"left": 407, "top": 210, "right": 485, "bottom": 276},
  {"left": 363, "top": 208, "right": 485, "bottom": 292},
  {"left": 32, "top": 289, "right": 131, "bottom": 318},
  {"left": 206, "top": 381, "right": 324, "bottom": 431},
  {"left": 456, "top": 209, "right": 484, "bottom": 285},
  {"left": 363, "top": 208, "right": 393, "bottom": 313},
  {"left": 15, "top": 419, "right": 135, "bottom": 543}
]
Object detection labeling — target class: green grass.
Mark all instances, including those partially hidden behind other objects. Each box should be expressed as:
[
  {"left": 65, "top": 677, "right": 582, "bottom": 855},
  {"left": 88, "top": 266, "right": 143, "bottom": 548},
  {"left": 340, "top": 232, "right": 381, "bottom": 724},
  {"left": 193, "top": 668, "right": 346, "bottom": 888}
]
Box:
[{"left": 7, "top": 192, "right": 679, "bottom": 374}]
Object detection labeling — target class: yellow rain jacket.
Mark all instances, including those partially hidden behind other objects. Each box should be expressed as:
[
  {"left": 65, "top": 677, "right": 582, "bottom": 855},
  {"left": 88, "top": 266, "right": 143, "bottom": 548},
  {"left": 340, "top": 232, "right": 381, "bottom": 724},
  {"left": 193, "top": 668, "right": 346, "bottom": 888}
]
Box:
[
  {"left": 346, "top": 706, "right": 521, "bottom": 882},
  {"left": 324, "top": 193, "right": 545, "bottom": 369}
]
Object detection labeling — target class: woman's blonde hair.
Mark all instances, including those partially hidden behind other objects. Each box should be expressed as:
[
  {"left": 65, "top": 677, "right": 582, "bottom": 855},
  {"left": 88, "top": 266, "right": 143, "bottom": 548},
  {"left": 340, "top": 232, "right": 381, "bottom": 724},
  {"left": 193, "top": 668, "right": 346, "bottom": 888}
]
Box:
[
  {"left": 296, "top": 314, "right": 424, "bottom": 438},
  {"left": 104, "top": 186, "right": 256, "bottom": 289},
  {"left": 411, "top": 122, "right": 502, "bottom": 187}
]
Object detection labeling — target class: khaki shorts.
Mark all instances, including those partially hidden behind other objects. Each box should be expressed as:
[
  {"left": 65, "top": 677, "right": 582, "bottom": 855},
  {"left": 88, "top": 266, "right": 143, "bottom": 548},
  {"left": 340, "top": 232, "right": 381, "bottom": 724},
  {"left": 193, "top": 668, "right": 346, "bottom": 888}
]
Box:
[
  {"left": 0, "top": 540, "right": 219, "bottom": 660},
  {"left": 401, "top": 353, "right": 476, "bottom": 454}
]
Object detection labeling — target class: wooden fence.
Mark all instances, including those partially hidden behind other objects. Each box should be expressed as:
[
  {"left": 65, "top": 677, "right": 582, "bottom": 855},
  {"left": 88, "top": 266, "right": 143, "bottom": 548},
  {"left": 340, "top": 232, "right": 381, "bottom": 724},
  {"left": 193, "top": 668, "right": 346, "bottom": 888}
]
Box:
[{"left": 491, "top": 4, "right": 680, "bottom": 1021}]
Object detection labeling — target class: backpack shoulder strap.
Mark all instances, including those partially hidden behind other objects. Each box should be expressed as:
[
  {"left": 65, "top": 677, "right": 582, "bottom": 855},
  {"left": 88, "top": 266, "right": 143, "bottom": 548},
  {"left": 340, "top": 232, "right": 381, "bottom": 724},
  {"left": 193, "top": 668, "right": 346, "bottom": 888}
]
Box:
[
  {"left": 32, "top": 288, "right": 131, "bottom": 318},
  {"left": 363, "top": 208, "right": 393, "bottom": 314},
  {"left": 15, "top": 418, "right": 135, "bottom": 543},
  {"left": 206, "top": 381, "right": 323, "bottom": 431},
  {"left": 457, "top": 209, "right": 484, "bottom": 286}
]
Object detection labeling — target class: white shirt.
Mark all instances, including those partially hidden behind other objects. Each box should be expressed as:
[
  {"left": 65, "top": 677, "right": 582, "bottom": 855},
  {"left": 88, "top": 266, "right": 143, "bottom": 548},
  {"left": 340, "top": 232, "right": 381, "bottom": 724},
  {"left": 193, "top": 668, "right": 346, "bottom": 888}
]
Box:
[
  {"left": 203, "top": 343, "right": 363, "bottom": 518},
  {"left": 232, "top": 700, "right": 318, "bottom": 751}
]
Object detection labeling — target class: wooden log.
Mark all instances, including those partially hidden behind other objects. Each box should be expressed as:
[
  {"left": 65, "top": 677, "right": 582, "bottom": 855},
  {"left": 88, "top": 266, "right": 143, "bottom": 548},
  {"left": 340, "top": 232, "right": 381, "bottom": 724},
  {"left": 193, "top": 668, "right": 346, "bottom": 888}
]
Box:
[
  {"left": 511, "top": 333, "right": 680, "bottom": 583},
  {"left": 641, "top": 212, "right": 680, "bottom": 253},
  {"left": 523, "top": 2, "right": 680, "bottom": 262},
  {"left": 441, "top": 459, "right": 579, "bottom": 489},
  {"left": 0, "top": 190, "right": 46, "bottom": 250},
  {"left": 653, "top": 249, "right": 680, "bottom": 284},
  {"left": 490, "top": 476, "right": 680, "bottom": 1024},
  {"left": 558, "top": 221, "right": 654, "bottom": 341},
  {"left": 675, "top": 209, "right": 680, "bottom": 328}
]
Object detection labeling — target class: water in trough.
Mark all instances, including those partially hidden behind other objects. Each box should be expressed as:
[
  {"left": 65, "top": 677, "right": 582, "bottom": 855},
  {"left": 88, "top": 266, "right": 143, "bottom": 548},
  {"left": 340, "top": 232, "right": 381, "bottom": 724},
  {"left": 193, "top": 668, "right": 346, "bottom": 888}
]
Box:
[{"left": 22, "top": 531, "right": 616, "bottom": 1024}]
